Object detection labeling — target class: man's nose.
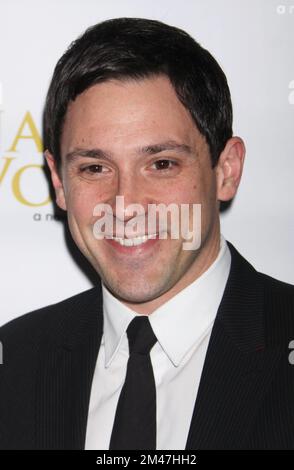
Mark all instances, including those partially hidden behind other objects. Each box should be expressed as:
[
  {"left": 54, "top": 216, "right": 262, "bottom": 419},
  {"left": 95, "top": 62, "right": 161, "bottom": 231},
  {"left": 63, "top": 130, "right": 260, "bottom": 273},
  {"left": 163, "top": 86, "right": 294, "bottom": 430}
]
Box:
[{"left": 111, "top": 174, "right": 148, "bottom": 223}]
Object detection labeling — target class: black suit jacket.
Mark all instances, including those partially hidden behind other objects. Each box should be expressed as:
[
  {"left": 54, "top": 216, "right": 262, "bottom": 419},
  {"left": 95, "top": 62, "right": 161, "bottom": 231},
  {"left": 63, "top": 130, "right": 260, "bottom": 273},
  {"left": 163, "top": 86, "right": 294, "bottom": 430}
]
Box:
[{"left": 0, "top": 241, "right": 294, "bottom": 449}]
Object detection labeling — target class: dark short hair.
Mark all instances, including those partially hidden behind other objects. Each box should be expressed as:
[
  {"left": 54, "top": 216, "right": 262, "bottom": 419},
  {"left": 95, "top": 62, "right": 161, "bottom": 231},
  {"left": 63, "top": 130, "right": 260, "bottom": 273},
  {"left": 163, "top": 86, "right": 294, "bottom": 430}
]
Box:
[{"left": 44, "top": 17, "right": 233, "bottom": 168}]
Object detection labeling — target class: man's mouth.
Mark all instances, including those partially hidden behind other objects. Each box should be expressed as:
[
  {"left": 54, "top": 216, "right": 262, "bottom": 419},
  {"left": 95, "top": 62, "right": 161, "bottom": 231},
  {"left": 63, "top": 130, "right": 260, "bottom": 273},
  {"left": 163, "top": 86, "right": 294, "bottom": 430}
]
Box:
[
  {"left": 103, "top": 231, "right": 168, "bottom": 254},
  {"left": 108, "top": 233, "right": 158, "bottom": 247}
]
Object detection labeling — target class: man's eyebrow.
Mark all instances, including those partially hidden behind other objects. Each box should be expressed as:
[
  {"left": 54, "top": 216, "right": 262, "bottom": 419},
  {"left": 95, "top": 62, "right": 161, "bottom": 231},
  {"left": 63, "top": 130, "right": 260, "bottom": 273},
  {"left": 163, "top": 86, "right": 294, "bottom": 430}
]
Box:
[
  {"left": 65, "top": 140, "right": 193, "bottom": 162},
  {"left": 139, "top": 140, "right": 192, "bottom": 156},
  {"left": 65, "top": 148, "right": 112, "bottom": 162}
]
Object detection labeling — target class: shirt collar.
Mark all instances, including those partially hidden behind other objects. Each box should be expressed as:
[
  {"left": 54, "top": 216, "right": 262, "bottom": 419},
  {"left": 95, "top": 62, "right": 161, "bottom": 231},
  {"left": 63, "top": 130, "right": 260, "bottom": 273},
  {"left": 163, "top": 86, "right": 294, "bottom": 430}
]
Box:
[
  {"left": 102, "top": 235, "right": 231, "bottom": 368},
  {"left": 102, "top": 284, "right": 139, "bottom": 368}
]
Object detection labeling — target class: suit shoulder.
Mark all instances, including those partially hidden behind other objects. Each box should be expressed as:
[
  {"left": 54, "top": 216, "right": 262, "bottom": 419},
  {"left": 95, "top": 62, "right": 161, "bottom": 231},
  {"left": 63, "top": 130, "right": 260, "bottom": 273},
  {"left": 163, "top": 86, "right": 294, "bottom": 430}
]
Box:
[
  {"left": 0, "top": 286, "right": 101, "bottom": 345},
  {"left": 258, "top": 271, "right": 294, "bottom": 345},
  {"left": 259, "top": 271, "right": 294, "bottom": 301}
]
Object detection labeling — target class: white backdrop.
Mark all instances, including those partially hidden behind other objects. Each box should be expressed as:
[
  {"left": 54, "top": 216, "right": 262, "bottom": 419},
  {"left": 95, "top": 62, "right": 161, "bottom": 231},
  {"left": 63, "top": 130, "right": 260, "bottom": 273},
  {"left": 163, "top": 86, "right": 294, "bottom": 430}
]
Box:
[{"left": 0, "top": 0, "right": 293, "bottom": 326}]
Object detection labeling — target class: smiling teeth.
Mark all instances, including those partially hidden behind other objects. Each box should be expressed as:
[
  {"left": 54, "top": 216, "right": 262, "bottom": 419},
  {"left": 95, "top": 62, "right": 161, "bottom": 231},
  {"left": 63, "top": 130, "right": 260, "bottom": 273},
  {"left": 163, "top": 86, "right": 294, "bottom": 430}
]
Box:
[{"left": 112, "top": 233, "right": 157, "bottom": 247}]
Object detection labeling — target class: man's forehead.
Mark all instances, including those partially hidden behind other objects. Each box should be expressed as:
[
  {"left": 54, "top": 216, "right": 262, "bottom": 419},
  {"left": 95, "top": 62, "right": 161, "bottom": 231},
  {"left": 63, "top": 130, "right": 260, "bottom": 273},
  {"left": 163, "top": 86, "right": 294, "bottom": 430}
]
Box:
[
  {"left": 61, "top": 78, "right": 204, "bottom": 151},
  {"left": 65, "top": 75, "right": 186, "bottom": 117}
]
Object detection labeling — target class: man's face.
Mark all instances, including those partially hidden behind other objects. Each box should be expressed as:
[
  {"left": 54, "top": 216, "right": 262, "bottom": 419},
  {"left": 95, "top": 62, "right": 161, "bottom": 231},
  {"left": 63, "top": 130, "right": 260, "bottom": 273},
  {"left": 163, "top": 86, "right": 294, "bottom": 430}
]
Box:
[{"left": 48, "top": 76, "right": 227, "bottom": 312}]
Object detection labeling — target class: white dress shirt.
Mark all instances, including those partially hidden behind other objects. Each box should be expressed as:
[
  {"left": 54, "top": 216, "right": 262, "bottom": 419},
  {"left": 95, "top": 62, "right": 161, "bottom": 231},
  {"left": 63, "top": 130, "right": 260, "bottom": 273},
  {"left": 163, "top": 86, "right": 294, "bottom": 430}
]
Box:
[{"left": 85, "top": 235, "right": 231, "bottom": 450}]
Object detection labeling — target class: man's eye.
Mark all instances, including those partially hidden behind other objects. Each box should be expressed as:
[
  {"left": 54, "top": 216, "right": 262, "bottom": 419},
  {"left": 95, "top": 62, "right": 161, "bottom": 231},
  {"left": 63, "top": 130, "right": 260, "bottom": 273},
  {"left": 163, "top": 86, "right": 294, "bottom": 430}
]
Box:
[
  {"left": 152, "top": 160, "right": 178, "bottom": 171},
  {"left": 80, "top": 164, "right": 106, "bottom": 174}
]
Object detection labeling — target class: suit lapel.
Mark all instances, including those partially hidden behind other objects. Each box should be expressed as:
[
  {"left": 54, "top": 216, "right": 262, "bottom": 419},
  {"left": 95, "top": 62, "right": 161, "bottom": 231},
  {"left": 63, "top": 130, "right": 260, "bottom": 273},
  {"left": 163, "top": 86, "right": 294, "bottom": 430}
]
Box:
[
  {"left": 35, "top": 285, "right": 103, "bottom": 449},
  {"left": 185, "top": 242, "right": 282, "bottom": 449}
]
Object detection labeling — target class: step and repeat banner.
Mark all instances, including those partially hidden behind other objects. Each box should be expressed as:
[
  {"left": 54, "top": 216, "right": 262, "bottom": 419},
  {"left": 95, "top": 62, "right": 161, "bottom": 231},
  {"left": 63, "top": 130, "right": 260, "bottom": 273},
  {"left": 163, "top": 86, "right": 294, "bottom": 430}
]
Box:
[{"left": 1, "top": 0, "right": 293, "bottom": 325}]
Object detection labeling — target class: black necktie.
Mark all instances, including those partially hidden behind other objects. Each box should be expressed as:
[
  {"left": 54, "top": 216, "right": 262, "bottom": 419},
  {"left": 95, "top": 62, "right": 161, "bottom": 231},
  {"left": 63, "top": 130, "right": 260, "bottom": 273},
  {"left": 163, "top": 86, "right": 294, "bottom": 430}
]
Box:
[{"left": 109, "top": 316, "right": 157, "bottom": 450}]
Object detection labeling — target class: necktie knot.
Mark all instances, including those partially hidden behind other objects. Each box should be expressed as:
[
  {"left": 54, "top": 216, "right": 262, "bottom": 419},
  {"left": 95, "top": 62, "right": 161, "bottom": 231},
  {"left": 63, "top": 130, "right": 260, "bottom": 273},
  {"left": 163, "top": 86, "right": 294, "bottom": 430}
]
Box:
[{"left": 127, "top": 316, "right": 157, "bottom": 355}]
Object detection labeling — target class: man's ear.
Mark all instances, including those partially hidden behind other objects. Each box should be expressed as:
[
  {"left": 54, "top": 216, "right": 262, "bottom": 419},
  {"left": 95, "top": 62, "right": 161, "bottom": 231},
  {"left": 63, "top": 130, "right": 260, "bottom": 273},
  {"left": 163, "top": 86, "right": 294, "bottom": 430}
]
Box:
[
  {"left": 45, "top": 150, "right": 67, "bottom": 211},
  {"left": 215, "top": 137, "right": 246, "bottom": 202}
]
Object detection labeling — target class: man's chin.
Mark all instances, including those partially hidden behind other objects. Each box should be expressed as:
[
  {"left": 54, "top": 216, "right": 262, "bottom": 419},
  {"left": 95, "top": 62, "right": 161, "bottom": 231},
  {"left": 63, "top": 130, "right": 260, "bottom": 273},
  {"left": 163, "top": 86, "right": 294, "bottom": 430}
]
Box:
[{"left": 103, "top": 279, "right": 167, "bottom": 306}]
